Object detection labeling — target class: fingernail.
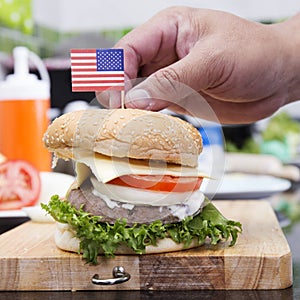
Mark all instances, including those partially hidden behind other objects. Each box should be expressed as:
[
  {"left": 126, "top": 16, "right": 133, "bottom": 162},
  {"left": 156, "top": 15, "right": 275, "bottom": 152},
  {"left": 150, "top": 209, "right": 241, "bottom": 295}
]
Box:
[
  {"left": 126, "top": 89, "right": 152, "bottom": 109},
  {"left": 109, "top": 91, "right": 121, "bottom": 108}
]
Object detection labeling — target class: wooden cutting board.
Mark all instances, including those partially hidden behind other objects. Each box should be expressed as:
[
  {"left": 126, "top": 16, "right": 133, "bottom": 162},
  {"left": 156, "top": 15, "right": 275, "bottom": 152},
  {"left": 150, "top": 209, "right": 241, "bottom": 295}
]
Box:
[{"left": 0, "top": 200, "right": 292, "bottom": 291}]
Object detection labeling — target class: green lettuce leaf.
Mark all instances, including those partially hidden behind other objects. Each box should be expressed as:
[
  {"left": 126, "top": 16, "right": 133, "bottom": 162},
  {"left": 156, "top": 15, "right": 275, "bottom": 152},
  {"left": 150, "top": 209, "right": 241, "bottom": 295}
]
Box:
[{"left": 42, "top": 195, "right": 242, "bottom": 264}]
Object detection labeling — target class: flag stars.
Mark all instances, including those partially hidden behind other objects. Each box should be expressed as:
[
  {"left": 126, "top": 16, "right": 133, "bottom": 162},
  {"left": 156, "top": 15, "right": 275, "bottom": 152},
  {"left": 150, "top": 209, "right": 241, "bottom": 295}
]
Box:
[{"left": 96, "top": 49, "right": 124, "bottom": 71}]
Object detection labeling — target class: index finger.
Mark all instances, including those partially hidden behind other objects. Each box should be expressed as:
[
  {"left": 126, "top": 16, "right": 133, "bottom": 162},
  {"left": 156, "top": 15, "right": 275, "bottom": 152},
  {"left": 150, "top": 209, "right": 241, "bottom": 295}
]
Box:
[{"left": 114, "top": 10, "right": 179, "bottom": 80}]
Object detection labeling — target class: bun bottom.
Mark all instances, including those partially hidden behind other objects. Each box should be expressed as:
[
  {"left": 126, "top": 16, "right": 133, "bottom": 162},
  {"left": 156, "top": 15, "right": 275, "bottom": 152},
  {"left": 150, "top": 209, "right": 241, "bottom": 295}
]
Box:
[{"left": 55, "top": 222, "right": 203, "bottom": 255}]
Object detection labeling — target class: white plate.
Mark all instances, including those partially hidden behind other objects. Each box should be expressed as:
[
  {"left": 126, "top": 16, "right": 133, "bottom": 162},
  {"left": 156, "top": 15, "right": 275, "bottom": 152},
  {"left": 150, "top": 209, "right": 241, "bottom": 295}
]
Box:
[
  {"left": 0, "top": 172, "right": 75, "bottom": 220},
  {"left": 214, "top": 173, "right": 291, "bottom": 200}
]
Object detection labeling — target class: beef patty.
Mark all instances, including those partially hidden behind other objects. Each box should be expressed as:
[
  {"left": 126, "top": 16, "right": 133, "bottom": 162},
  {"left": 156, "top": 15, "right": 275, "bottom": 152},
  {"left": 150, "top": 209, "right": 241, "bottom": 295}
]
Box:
[{"left": 67, "top": 179, "right": 202, "bottom": 225}]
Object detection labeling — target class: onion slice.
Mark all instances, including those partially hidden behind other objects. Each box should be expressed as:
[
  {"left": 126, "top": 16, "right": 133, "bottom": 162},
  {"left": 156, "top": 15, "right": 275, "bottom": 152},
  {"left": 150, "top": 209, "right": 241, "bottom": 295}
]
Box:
[{"left": 90, "top": 177, "right": 204, "bottom": 207}]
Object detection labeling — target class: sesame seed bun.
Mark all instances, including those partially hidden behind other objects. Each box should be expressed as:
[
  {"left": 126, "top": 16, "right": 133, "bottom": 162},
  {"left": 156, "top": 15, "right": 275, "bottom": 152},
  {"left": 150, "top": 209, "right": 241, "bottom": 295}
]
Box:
[{"left": 43, "top": 108, "right": 203, "bottom": 167}]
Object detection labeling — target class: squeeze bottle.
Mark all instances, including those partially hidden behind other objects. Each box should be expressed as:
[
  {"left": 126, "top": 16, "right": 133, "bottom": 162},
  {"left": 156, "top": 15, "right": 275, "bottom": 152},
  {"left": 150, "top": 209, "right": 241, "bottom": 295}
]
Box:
[{"left": 0, "top": 47, "right": 51, "bottom": 171}]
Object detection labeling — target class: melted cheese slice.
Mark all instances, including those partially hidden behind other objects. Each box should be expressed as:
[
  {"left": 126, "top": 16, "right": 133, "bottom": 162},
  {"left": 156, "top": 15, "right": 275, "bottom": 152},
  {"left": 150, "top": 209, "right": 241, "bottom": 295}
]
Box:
[{"left": 74, "top": 150, "right": 209, "bottom": 185}]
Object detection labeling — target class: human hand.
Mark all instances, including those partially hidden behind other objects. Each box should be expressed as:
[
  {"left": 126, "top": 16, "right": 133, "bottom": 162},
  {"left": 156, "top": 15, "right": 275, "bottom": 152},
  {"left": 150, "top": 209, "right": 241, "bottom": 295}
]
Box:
[{"left": 97, "top": 7, "right": 300, "bottom": 124}]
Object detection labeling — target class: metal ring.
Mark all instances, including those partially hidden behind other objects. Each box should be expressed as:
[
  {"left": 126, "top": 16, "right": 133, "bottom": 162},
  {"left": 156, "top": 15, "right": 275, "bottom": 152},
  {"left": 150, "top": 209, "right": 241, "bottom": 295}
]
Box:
[{"left": 91, "top": 266, "right": 131, "bottom": 285}]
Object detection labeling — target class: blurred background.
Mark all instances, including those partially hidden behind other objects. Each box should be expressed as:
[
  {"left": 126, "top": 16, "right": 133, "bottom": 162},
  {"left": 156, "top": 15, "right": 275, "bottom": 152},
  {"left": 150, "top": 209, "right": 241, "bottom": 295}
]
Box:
[
  {"left": 1, "top": 0, "right": 300, "bottom": 168},
  {"left": 1, "top": 1, "right": 300, "bottom": 287},
  {"left": 0, "top": 0, "right": 299, "bottom": 110},
  {"left": 1, "top": 0, "right": 300, "bottom": 260}
]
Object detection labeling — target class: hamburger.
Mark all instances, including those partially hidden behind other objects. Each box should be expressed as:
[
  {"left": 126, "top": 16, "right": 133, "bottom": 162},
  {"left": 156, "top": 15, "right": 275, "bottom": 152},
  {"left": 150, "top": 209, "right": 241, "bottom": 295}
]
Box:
[{"left": 42, "top": 108, "right": 242, "bottom": 264}]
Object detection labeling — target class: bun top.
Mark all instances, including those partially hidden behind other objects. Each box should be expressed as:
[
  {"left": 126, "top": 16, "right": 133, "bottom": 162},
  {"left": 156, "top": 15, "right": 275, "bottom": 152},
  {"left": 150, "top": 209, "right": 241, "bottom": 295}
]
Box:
[{"left": 43, "top": 108, "right": 202, "bottom": 167}]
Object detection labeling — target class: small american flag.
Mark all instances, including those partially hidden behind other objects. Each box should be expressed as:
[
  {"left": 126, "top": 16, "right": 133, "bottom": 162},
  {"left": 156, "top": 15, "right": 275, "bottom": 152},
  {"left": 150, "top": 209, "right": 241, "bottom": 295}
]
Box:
[{"left": 70, "top": 48, "right": 124, "bottom": 92}]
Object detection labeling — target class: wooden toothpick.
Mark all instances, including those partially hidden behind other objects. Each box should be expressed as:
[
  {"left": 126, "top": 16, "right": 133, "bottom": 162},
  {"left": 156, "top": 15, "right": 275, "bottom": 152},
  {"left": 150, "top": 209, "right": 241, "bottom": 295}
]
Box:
[{"left": 121, "top": 90, "right": 125, "bottom": 109}]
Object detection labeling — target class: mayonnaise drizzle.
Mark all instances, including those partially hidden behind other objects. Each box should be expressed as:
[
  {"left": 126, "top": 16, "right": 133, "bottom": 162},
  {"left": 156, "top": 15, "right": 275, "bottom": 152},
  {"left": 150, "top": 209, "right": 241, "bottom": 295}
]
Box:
[{"left": 90, "top": 178, "right": 205, "bottom": 221}]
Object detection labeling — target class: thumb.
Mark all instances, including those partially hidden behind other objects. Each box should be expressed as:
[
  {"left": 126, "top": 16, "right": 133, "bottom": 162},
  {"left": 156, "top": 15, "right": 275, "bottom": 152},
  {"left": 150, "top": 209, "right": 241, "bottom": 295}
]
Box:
[{"left": 125, "top": 52, "right": 210, "bottom": 111}]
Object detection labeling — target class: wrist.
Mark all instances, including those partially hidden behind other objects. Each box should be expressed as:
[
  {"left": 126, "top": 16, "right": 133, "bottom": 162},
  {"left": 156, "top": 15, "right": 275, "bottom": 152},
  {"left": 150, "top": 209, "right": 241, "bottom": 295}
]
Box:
[{"left": 273, "top": 13, "right": 300, "bottom": 103}]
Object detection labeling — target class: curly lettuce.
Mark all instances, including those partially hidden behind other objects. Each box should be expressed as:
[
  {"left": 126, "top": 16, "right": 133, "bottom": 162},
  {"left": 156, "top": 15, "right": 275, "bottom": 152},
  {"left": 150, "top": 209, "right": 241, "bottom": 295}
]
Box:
[{"left": 42, "top": 195, "right": 242, "bottom": 264}]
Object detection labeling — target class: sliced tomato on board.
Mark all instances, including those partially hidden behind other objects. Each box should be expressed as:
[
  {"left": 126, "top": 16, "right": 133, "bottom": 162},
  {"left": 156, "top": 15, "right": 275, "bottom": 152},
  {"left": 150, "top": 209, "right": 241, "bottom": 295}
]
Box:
[
  {"left": 0, "top": 160, "right": 41, "bottom": 210},
  {"left": 108, "top": 174, "right": 203, "bottom": 192}
]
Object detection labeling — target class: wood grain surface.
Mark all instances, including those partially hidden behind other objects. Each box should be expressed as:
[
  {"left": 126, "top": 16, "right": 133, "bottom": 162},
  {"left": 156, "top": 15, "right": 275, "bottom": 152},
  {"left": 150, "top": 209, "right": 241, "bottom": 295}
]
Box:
[{"left": 0, "top": 200, "right": 292, "bottom": 291}]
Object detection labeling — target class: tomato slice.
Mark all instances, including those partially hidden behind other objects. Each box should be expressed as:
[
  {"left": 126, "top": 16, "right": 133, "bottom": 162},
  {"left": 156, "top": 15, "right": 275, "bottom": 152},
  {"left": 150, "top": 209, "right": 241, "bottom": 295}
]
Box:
[
  {"left": 108, "top": 175, "right": 203, "bottom": 192},
  {"left": 0, "top": 160, "right": 41, "bottom": 210}
]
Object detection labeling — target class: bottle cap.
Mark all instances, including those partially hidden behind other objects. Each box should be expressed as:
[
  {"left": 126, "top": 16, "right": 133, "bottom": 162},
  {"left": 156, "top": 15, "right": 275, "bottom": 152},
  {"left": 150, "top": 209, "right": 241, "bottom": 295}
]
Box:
[{"left": 0, "top": 47, "right": 50, "bottom": 100}]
